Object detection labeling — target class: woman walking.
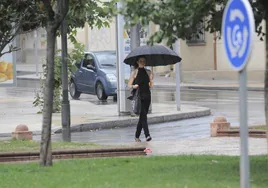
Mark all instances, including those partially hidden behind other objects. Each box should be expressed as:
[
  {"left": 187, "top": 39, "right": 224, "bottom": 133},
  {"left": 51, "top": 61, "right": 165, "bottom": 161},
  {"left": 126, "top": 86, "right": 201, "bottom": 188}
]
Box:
[{"left": 128, "top": 56, "right": 153, "bottom": 142}]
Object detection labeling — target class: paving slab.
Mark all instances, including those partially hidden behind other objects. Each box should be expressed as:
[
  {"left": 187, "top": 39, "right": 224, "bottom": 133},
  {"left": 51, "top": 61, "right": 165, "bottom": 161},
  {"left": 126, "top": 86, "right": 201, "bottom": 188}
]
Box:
[
  {"left": 16, "top": 72, "right": 264, "bottom": 91},
  {"left": 120, "top": 137, "right": 268, "bottom": 156},
  {"left": 0, "top": 91, "right": 211, "bottom": 136}
]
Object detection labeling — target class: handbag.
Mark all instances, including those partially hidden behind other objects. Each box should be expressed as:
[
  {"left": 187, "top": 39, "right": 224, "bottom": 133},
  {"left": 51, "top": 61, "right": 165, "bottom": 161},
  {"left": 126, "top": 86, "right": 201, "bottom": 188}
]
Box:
[{"left": 132, "top": 88, "right": 141, "bottom": 115}]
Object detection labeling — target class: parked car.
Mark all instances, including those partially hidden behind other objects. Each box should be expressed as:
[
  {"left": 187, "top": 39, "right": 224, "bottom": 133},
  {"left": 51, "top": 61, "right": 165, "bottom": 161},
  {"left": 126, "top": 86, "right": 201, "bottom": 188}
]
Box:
[{"left": 69, "top": 51, "right": 130, "bottom": 101}]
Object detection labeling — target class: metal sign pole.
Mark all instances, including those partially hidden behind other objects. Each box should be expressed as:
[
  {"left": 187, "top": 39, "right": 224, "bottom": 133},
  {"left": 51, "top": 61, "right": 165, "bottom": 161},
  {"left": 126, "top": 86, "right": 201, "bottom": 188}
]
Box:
[
  {"left": 172, "top": 40, "right": 181, "bottom": 111},
  {"left": 239, "top": 67, "right": 250, "bottom": 188},
  {"left": 61, "top": 0, "right": 71, "bottom": 142},
  {"left": 222, "top": 0, "right": 254, "bottom": 186},
  {"left": 116, "top": 1, "right": 126, "bottom": 115},
  {"left": 34, "top": 30, "right": 39, "bottom": 76}
]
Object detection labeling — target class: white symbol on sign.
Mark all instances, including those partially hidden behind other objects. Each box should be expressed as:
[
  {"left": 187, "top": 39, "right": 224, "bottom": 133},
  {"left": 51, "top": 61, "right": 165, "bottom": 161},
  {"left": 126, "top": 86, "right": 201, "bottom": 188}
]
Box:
[{"left": 227, "top": 9, "right": 249, "bottom": 58}]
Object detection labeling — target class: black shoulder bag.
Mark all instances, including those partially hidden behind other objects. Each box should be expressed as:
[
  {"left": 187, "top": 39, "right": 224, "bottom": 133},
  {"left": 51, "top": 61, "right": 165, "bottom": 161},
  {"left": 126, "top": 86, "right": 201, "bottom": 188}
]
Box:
[{"left": 132, "top": 88, "right": 141, "bottom": 115}]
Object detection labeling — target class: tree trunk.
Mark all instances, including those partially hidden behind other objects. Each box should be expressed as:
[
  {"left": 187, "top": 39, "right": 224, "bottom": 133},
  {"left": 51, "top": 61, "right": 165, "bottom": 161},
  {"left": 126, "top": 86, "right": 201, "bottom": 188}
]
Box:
[{"left": 40, "top": 24, "right": 57, "bottom": 166}]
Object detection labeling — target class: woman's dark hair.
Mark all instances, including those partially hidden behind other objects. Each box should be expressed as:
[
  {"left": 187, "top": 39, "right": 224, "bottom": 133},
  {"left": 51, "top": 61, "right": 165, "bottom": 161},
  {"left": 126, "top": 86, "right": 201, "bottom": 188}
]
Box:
[{"left": 133, "top": 55, "right": 146, "bottom": 69}]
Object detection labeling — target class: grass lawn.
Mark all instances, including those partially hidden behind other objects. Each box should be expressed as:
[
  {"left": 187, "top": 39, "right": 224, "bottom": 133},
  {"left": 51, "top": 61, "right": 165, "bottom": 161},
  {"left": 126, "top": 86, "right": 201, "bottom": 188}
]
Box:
[
  {"left": 231, "top": 125, "right": 268, "bottom": 131},
  {"left": 0, "top": 140, "right": 124, "bottom": 152},
  {"left": 249, "top": 125, "right": 268, "bottom": 131},
  {"left": 0, "top": 155, "right": 267, "bottom": 188}
]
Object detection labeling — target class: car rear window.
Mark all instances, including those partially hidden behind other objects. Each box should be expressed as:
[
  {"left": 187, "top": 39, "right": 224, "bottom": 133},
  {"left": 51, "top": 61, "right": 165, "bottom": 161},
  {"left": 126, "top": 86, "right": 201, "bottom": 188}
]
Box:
[{"left": 95, "top": 53, "right": 116, "bottom": 67}]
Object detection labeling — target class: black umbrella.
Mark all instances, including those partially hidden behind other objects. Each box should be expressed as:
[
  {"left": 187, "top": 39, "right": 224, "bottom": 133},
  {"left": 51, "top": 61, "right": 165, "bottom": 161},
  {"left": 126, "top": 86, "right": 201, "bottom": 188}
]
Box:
[{"left": 123, "top": 45, "right": 182, "bottom": 66}]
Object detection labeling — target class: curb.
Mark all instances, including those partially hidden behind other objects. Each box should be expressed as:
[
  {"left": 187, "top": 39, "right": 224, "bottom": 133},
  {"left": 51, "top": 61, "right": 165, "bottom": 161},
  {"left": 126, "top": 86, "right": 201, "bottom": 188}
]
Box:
[
  {"left": 0, "top": 131, "right": 42, "bottom": 138},
  {"left": 16, "top": 76, "right": 264, "bottom": 92},
  {"left": 17, "top": 77, "right": 42, "bottom": 81},
  {"left": 0, "top": 109, "right": 211, "bottom": 138},
  {"left": 153, "top": 84, "right": 264, "bottom": 91},
  {"left": 183, "top": 85, "right": 264, "bottom": 91},
  {"left": 153, "top": 84, "right": 177, "bottom": 90},
  {"left": 54, "top": 108, "right": 211, "bottom": 134},
  {"left": 0, "top": 147, "right": 147, "bottom": 162}
]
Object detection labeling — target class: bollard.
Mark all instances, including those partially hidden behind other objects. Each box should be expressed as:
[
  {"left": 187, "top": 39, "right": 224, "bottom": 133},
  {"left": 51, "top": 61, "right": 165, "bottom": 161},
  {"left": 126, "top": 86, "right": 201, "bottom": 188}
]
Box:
[
  {"left": 12, "top": 124, "right": 33, "bottom": 140},
  {"left": 210, "top": 116, "right": 230, "bottom": 137}
]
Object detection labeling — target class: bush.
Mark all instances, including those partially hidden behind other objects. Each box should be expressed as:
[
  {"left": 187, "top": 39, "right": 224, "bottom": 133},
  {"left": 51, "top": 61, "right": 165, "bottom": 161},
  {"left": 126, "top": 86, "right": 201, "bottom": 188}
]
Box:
[{"left": 33, "top": 42, "right": 85, "bottom": 113}]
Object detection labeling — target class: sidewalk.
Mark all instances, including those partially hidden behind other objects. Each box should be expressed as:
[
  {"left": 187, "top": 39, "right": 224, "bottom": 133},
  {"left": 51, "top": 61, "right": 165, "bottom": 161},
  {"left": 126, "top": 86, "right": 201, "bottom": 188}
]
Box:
[
  {"left": 132, "top": 137, "right": 268, "bottom": 156},
  {"left": 153, "top": 75, "right": 264, "bottom": 91},
  {"left": 16, "top": 64, "right": 264, "bottom": 91},
  {"left": 0, "top": 90, "right": 211, "bottom": 136}
]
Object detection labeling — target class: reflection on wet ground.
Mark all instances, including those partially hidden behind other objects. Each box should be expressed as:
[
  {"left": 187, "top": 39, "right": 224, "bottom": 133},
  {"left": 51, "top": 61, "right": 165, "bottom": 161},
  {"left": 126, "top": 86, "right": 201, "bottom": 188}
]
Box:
[
  {"left": 1, "top": 79, "right": 265, "bottom": 144},
  {"left": 1, "top": 80, "right": 265, "bottom": 118},
  {"left": 17, "top": 79, "right": 40, "bottom": 88},
  {"left": 42, "top": 115, "right": 210, "bottom": 145},
  {"left": 41, "top": 88, "right": 264, "bottom": 145}
]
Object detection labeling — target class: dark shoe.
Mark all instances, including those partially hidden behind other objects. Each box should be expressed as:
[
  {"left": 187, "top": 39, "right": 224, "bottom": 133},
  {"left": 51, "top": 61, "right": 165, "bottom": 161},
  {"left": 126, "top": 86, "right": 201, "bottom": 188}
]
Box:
[
  {"left": 146, "top": 136, "right": 152, "bottom": 142},
  {"left": 135, "top": 138, "right": 141, "bottom": 142}
]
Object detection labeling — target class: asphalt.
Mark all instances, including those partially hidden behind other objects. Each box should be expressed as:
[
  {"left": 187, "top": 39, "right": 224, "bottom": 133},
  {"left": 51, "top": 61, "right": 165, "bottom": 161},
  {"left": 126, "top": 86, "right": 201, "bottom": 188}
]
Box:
[
  {"left": 0, "top": 65, "right": 260, "bottom": 137},
  {"left": 16, "top": 63, "right": 264, "bottom": 91},
  {"left": 0, "top": 89, "right": 211, "bottom": 136},
  {"left": 153, "top": 75, "right": 264, "bottom": 91},
  {"left": 1, "top": 65, "right": 267, "bottom": 157}
]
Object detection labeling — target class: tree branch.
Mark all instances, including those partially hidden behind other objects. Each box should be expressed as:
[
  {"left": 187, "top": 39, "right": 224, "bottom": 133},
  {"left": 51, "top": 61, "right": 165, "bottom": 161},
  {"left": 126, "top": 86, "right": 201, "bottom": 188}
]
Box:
[
  {"left": 41, "top": 0, "right": 55, "bottom": 21},
  {"left": 0, "top": 47, "right": 20, "bottom": 57},
  {"left": 0, "top": 22, "right": 23, "bottom": 56},
  {"left": 53, "top": 0, "right": 69, "bottom": 29}
]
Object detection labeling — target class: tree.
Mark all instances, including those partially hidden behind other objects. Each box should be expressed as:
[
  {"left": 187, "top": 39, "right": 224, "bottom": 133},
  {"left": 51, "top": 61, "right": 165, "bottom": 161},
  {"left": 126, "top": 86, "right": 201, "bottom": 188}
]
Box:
[
  {"left": 122, "top": 0, "right": 268, "bottom": 125},
  {"left": 39, "top": 0, "right": 115, "bottom": 166},
  {"left": 38, "top": 0, "right": 68, "bottom": 167},
  {"left": 0, "top": 0, "right": 115, "bottom": 57},
  {"left": 0, "top": 1, "right": 44, "bottom": 57},
  {"left": 0, "top": 0, "right": 114, "bottom": 166},
  {"left": 3, "top": 0, "right": 114, "bottom": 166}
]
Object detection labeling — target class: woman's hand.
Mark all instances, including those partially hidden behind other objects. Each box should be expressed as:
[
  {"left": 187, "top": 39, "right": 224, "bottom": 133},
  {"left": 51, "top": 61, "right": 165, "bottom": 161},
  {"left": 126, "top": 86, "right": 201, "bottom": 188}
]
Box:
[
  {"left": 133, "top": 84, "right": 139, "bottom": 89},
  {"left": 149, "top": 82, "right": 153, "bottom": 88},
  {"left": 128, "top": 70, "right": 137, "bottom": 89},
  {"left": 149, "top": 71, "right": 154, "bottom": 88}
]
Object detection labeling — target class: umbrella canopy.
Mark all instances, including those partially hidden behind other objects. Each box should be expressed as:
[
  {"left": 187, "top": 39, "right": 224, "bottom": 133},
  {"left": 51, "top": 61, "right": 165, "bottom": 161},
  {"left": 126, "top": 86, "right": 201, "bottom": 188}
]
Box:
[{"left": 123, "top": 45, "right": 182, "bottom": 66}]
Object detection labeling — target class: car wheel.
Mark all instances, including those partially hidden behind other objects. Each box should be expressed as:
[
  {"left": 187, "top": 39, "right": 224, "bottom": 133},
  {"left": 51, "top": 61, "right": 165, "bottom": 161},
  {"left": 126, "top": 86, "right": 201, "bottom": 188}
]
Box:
[
  {"left": 96, "top": 82, "right": 108, "bottom": 101},
  {"left": 69, "top": 81, "right": 81, "bottom": 99}
]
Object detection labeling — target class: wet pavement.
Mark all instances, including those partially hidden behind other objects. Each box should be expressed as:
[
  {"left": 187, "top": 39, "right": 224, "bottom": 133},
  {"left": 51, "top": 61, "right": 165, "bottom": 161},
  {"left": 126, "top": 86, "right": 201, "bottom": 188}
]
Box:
[
  {"left": 1, "top": 80, "right": 267, "bottom": 155},
  {"left": 42, "top": 88, "right": 265, "bottom": 145}
]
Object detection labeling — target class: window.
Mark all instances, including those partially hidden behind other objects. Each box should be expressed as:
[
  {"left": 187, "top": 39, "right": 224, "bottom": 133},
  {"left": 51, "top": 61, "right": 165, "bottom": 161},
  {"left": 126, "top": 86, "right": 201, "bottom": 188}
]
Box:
[
  {"left": 95, "top": 52, "right": 116, "bottom": 68},
  {"left": 186, "top": 21, "right": 206, "bottom": 45},
  {"left": 82, "top": 54, "right": 95, "bottom": 68}
]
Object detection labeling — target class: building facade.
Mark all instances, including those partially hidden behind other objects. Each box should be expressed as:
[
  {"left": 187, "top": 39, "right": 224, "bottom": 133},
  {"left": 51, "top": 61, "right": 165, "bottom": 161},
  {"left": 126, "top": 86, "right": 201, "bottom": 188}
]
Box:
[
  {"left": 179, "top": 26, "right": 265, "bottom": 83},
  {"left": 17, "top": 21, "right": 266, "bottom": 83}
]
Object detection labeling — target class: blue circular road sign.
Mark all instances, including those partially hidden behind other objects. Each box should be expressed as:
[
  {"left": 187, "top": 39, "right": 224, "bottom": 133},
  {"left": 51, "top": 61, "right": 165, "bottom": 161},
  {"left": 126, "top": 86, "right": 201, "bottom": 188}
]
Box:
[{"left": 222, "top": 0, "right": 255, "bottom": 71}]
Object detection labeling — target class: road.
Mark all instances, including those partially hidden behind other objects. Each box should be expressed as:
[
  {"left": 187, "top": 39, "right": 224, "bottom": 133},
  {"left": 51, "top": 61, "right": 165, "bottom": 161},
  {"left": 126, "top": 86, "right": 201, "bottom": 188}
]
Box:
[
  {"left": 44, "top": 88, "right": 266, "bottom": 145},
  {"left": 0, "top": 80, "right": 265, "bottom": 145}
]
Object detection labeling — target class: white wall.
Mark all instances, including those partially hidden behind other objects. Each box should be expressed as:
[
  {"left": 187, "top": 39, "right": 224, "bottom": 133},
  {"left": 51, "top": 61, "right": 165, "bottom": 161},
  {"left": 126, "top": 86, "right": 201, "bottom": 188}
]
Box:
[
  {"left": 217, "top": 31, "right": 265, "bottom": 71},
  {"left": 87, "top": 23, "right": 116, "bottom": 51},
  {"left": 180, "top": 32, "right": 215, "bottom": 71}
]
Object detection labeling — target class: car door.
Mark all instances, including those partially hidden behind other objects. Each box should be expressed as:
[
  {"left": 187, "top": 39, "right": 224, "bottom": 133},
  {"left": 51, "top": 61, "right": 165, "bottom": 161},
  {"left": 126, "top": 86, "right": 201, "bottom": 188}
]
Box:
[
  {"left": 81, "top": 54, "right": 97, "bottom": 93},
  {"left": 73, "top": 60, "right": 85, "bottom": 92}
]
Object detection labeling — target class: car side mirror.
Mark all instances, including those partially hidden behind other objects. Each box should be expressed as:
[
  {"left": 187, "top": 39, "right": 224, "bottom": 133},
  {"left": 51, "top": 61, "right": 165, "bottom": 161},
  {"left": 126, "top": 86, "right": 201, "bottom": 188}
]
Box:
[{"left": 87, "top": 64, "right": 95, "bottom": 70}]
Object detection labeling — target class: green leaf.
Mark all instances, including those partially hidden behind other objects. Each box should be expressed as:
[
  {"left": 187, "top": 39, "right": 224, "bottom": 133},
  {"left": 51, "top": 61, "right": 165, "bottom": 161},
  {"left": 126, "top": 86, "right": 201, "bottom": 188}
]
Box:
[{"left": 122, "top": 0, "right": 267, "bottom": 44}]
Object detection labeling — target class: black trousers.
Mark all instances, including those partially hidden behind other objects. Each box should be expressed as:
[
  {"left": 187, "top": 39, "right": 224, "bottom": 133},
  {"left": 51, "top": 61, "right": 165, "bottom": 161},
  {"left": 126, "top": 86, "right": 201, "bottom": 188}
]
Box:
[{"left": 135, "top": 97, "right": 151, "bottom": 138}]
